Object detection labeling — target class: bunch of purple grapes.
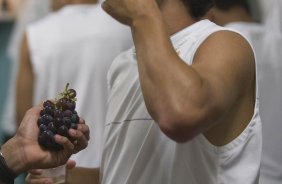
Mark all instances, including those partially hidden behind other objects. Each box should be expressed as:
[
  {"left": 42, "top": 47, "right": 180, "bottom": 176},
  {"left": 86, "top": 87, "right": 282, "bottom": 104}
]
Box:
[{"left": 38, "top": 83, "right": 80, "bottom": 151}]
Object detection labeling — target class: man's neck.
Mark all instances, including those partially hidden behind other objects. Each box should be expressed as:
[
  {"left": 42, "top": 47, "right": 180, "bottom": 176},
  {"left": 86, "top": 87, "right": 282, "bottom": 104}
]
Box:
[
  {"left": 160, "top": 0, "right": 196, "bottom": 35},
  {"left": 213, "top": 6, "right": 254, "bottom": 26}
]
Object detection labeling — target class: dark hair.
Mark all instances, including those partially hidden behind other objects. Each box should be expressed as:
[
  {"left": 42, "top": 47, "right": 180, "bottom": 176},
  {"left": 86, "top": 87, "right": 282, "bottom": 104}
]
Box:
[
  {"left": 214, "top": 0, "right": 250, "bottom": 13},
  {"left": 182, "top": 0, "right": 215, "bottom": 19}
]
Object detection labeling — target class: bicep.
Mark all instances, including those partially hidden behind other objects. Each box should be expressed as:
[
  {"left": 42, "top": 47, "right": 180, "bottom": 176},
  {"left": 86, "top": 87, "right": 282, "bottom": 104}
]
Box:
[{"left": 192, "top": 31, "right": 255, "bottom": 117}]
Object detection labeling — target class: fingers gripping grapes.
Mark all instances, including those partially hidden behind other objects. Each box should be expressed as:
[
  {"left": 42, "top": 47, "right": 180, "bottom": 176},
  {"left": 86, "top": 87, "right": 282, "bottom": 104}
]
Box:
[{"left": 69, "top": 124, "right": 89, "bottom": 154}]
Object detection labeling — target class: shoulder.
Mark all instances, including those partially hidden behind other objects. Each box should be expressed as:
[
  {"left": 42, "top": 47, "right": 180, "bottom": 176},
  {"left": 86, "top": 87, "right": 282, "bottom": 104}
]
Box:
[
  {"left": 26, "top": 12, "right": 60, "bottom": 43},
  {"left": 195, "top": 30, "right": 255, "bottom": 73},
  {"left": 204, "top": 30, "right": 254, "bottom": 55},
  {"left": 30, "top": 11, "right": 61, "bottom": 29},
  {"left": 192, "top": 29, "right": 256, "bottom": 97},
  {"left": 26, "top": 11, "right": 69, "bottom": 52}
]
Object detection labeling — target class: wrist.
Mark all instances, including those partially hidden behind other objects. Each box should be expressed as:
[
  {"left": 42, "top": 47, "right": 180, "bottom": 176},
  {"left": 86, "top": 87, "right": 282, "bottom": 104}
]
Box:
[
  {"left": 1, "top": 137, "right": 27, "bottom": 175},
  {"left": 131, "top": 6, "right": 171, "bottom": 56},
  {"left": 0, "top": 141, "right": 18, "bottom": 184},
  {"left": 131, "top": 2, "right": 162, "bottom": 29}
]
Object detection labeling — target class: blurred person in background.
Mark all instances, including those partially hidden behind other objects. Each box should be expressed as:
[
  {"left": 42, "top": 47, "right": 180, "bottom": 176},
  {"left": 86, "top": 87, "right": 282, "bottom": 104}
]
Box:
[
  {"left": 17, "top": 0, "right": 132, "bottom": 183},
  {"left": 206, "top": 0, "right": 282, "bottom": 183},
  {"left": 1, "top": 2, "right": 50, "bottom": 183},
  {"left": 1, "top": 0, "right": 51, "bottom": 144},
  {"left": 0, "top": 0, "right": 22, "bottom": 17},
  {"left": 0, "top": 0, "right": 15, "bottom": 144},
  {"left": 0, "top": 0, "right": 22, "bottom": 143},
  {"left": 205, "top": 0, "right": 264, "bottom": 56},
  {"left": 8, "top": 0, "right": 51, "bottom": 62},
  {"left": 257, "top": 0, "right": 282, "bottom": 183}
]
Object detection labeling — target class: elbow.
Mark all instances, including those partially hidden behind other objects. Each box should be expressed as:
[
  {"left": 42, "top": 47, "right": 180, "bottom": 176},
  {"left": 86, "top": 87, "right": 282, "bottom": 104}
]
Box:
[
  {"left": 156, "top": 107, "right": 206, "bottom": 143},
  {"left": 160, "top": 125, "right": 196, "bottom": 143}
]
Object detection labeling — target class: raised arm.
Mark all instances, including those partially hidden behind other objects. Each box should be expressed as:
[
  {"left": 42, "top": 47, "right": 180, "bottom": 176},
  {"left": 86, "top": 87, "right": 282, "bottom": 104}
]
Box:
[{"left": 103, "top": 0, "right": 255, "bottom": 143}]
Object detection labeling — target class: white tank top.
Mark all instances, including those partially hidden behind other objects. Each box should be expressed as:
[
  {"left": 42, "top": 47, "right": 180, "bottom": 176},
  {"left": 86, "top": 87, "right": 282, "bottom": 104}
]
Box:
[
  {"left": 224, "top": 19, "right": 282, "bottom": 184},
  {"left": 101, "top": 20, "right": 262, "bottom": 184},
  {"left": 27, "top": 4, "right": 132, "bottom": 167}
]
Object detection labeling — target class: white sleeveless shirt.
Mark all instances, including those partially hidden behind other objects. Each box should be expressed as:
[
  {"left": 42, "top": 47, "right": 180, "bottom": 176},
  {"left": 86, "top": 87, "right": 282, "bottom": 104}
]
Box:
[
  {"left": 101, "top": 20, "right": 262, "bottom": 184},
  {"left": 27, "top": 4, "right": 132, "bottom": 167},
  {"left": 226, "top": 7, "right": 282, "bottom": 184},
  {"left": 224, "top": 20, "right": 282, "bottom": 184}
]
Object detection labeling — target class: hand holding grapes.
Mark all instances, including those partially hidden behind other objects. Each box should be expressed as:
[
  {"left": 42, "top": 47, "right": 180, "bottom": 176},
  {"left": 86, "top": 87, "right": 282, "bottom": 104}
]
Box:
[{"left": 0, "top": 85, "right": 89, "bottom": 177}]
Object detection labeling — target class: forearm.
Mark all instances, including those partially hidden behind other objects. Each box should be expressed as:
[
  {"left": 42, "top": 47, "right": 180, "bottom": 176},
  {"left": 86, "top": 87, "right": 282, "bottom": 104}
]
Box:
[
  {"left": 16, "top": 33, "right": 34, "bottom": 126},
  {"left": 131, "top": 8, "right": 207, "bottom": 126},
  {"left": 16, "top": 74, "right": 34, "bottom": 127}
]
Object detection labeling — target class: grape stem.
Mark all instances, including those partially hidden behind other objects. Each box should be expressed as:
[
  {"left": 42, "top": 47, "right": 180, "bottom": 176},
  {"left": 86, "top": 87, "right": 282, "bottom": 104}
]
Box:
[
  {"left": 65, "top": 83, "right": 70, "bottom": 91},
  {"left": 58, "top": 83, "right": 77, "bottom": 102}
]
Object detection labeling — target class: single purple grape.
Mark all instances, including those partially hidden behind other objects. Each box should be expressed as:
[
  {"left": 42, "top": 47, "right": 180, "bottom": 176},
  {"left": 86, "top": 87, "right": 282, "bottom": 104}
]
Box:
[
  {"left": 37, "top": 117, "right": 44, "bottom": 126},
  {"left": 63, "top": 110, "right": 72, "bottom": 117},
  {"left": 62, "top": 117, "right": 72, "bottom": 129},
  {"left": 38, "top": 133, "right": 48, "bottom": 147},
  {"left": 39, "top": 131, "right": 49, "bottom": 143},
  {"left": 41, "top": 114, "right": 54, "bottom": 124},
  {"left": 44, "top": 106, "right": 54, "bottom": 116},
  {"left": 43, "top": 100, "right": 55, "bottom": 109},
  {"left": 39, "top": 124, "right": 47, "bottom": 132},
  {"left": 48, "top": 122, "right": 57, "bottom": 133},
  {"left": 54, "top": 116, "right": 63, "bottom": 127},
  {"left": 54, "top": 109, "right": 63, "bottom": 118},
  {"left": 70, "top": 123, "right": 78, "bottom": 129},
  {"left": 40, "top": 110, "right": 45, "bottom": 116},
  {"left": 56, "top": 98, "right": 68, "bottom": 110},
  {"left": 68, "top": 89, "right": 76, "bottom": 98},
  {"left": 71, "top": 114, "right": 79, "bottom": 124},
  {"left": 45, "top": 130, "right": 54, "bottom": 141},
  {"left": 66, "top": 101, "right": 75, "bottom": 111},
  {"left": 57, "top": 125, "right": 68, "bottom": 137}
]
